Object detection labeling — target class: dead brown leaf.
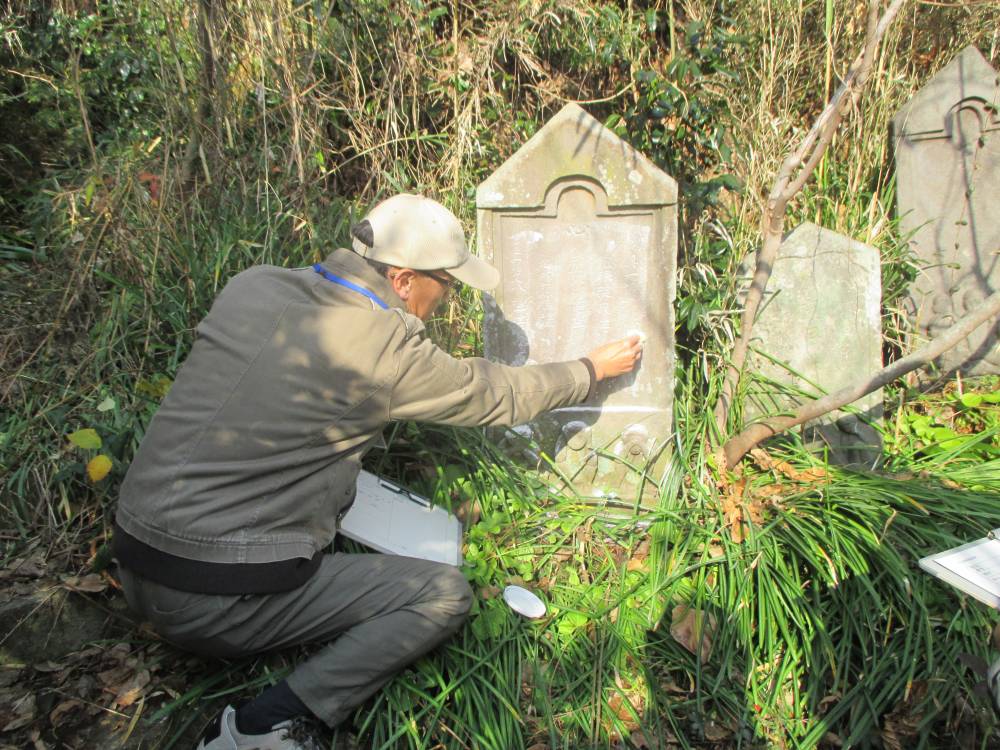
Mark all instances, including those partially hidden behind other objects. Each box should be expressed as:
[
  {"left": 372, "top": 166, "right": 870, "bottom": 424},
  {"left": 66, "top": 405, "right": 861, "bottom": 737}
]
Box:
[
  {"left": 798, "top": 466, "right": 830, "bottom": 482},
  {"left": 97, "top": 664, "right": 132, "bottom": 688},
  {"left": 881, "top": 680, "right": 928, "bottom": 750},
  {"left": 107, "top": 642, "right": 132, "bottom": 662},
  {"left": 479, "top": 585, "right": 500, "bottom": 600},
  {"left": 626, "top": 557, "right": 648, "bottom": 573},
  {"left": 49, "top": 698, "right": 82, "bottom": 724},
  {"left": 534, "top": 577, "right": 554, "bottom": 593},
  {"left": 749, "top": 448, "right": 775, "bottom": 471},
  {"left": 818, "top": 692, "right": 842, "bottom": 712},
  {"left": 660, "top": 673, "right": 689, "bottom": 694},
  {"left": 607, "top": 694, "right": 640, "bottom": 731},
  {"left": 750, "top": 447, "right": 829, "bottom": 484},
  {"left": 721, "top": 476, "right": 767, "bottom": 543},
  {"left": 2, "top": 692, "right": 36, "bottom": 732},
  {"left": 629, "top": 729, "right": 653, "bottom": 749},
  {"left": 754, "top": 483, "right": 786, "bottom": 499},
  {"left": 63, "top": 573, "right": 108, "bottom": 594},
  {"left": 669, "top": 605, "right": 717, "bottom": 662},
  {"left": 712, "top": 447, "right": 731, "bottom": 486},
  {"left": 0, "top": 670, "right": 20, "bottom": 689},
  {"left": 114, "top": 668, "right": 150, "bottom": 708},
  {"left": 33, "top": 661, "right": 66, "bottom": 674},
  {"left": 0, "top": 554, "right": 47, "bottom": 580},
  {"left": 703, "top": 717, "right": 734, "bottom": 742}
]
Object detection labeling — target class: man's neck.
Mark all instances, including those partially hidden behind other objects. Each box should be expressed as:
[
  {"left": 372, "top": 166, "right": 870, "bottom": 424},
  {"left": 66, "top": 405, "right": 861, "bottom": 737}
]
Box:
[{"left": 320, "top": 248, "right": 405, "bottom": 311}]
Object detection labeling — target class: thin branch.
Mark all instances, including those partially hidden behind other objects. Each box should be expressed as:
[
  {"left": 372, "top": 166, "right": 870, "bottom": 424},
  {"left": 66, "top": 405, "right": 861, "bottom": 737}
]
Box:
[
  {"left": 722, "top": 290, "right": 1000, "bottom": 468},
  {"left": 70, "top": 52, "right": 97, "bottom": 169},
  {"left": 713, "top": 0, "right": 907, "bottom": 436}
]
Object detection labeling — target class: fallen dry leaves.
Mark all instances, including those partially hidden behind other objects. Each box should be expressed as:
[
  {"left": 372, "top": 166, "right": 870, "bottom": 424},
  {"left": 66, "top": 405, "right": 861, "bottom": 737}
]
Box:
[
  {"left": 0, "top": 638, "right": 164, "bottom": 747},
  {"left": 0, "top": 553, "right": 47, "bottom": 582},
  {"left": 880, "top": 680, "right": 929, "bottom": 750},
  {"left": 719, "top": 476, "right": 764, "bottom": 543},
  {"left": 1, "top": 692, "right": 36, "bottom": 732},
  {"left": 606, "top": 672, "right": 648, "bottom": 734},
  {"left": 669, "top": 605, "right": 717, "bottom": 663},
  {"left": 62, "top": 574, "right": 108, "bottom": 594},
  {"left": 713, "top": 447, "right": 831, "bottom": 543},
  {"left": 626, "top": 539, "right": 651, "bottom": 573},
  {"left": 750, "top": 447, "right": 829, "bottom": 483},
  {"left": 607, "top": 692, "right": 643, "bottom": 730},
  {"left": 111, "top": 669, "right": 150, "bottom": 709}
]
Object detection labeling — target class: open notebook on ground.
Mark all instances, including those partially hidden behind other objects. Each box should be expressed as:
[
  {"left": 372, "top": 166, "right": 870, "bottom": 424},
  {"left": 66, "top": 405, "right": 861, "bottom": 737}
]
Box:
[
  {"left": 919, "top": 530, "right": 1000, "bottom": 609},
  {"left": 338, "top": 471, "right": 463, "bottom": 567}
]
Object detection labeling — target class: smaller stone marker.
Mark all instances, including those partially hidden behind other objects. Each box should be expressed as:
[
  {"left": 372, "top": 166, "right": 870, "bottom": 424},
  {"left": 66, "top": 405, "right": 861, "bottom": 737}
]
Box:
[
  {"left": 742, "top": 223, "right": 883, "bottom": 465},
  {"left": 478, "top": 103, "right": 678, "bottom": 499},
  {"left": 893, "top": 46, "right": 1000, "bottom": 375}
]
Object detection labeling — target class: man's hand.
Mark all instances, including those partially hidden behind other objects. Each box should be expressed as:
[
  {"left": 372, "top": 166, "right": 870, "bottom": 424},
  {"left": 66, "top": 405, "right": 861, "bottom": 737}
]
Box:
[{"left": 587, "top": 336, "right": 643, "bottom": 381}]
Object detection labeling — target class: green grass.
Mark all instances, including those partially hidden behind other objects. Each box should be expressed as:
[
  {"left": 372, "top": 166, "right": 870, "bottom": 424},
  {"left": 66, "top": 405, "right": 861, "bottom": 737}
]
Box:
[{"left": 124, "top": 378, "right": 1000, "bottom": 749}]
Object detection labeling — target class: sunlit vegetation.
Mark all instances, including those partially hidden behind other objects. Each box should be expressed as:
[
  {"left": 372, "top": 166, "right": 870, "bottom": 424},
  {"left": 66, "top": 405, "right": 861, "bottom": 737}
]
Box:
[{"left": 2, "top": 1, "right": 999, "bottom": 747}]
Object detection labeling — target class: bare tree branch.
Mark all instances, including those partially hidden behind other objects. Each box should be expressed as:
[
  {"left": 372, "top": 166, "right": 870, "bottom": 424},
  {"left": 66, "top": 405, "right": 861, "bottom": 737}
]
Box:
[
  {"left": 722, "top": 290, "right": 1000, "bottom": 468},
  {"left": 713, "top": 0, "right": 907, "bottom": 435}
]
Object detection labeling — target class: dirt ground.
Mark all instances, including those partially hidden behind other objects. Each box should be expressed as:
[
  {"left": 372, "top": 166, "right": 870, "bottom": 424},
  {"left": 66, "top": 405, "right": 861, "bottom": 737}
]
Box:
[{"left": 0, "top": 550, "right": 301, "bottom": 749}]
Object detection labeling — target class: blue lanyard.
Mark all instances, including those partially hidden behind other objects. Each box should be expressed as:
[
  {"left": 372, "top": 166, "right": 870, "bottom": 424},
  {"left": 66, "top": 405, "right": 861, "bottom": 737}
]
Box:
[{"left": 312, "top": 263, "right": 389, "bottom": 310}]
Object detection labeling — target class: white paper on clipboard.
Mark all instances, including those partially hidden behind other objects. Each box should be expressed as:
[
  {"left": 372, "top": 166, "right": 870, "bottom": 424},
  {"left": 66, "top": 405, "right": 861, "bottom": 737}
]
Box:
[
  {"left": 919, "top": 531, "right": 1000, "bottom": 609},
  {"left": 338, "top": 471, "right": 464, "bottom": 567}
]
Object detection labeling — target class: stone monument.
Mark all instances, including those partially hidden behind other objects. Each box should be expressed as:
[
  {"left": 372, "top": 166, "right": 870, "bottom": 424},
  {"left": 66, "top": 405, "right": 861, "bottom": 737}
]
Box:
[
  {"left": 893, "top": 46, "right": 1000, "bottom": 375},
  {"left": 742, "top": 223, "right": 883, "bottom": 465},
  {"left": 477, "top": 103, "right": 678, "bottom": 499}
]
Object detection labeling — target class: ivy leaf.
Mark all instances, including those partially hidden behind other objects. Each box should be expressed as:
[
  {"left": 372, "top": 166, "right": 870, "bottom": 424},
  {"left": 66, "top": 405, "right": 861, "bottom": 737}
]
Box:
[
  {"left": 557, "top": 610, "right": 589, "bottom": 637},
  {"left": 68, "top": 428, "right": 101, "bottom": 450},
  {"left": 86, "top": 454, "right": 113, "bottom": 482}
]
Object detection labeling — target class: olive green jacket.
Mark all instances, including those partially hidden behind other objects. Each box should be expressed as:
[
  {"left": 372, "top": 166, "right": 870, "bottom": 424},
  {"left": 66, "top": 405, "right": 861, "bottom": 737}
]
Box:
[{"left": 115, "top": 248, "right": 590, "bottom": 566}]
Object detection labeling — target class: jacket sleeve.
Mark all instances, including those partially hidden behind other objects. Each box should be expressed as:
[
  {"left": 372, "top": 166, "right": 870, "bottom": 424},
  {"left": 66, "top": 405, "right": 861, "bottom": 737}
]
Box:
[{"left": 387, "top": 332, "right": 592, "bottom": 427}]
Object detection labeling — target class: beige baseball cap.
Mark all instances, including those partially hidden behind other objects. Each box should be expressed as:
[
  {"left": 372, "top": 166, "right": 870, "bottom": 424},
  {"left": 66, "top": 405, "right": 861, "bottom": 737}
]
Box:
[{"left": 350, "top": 194, "right": 499, "bottom": 290}]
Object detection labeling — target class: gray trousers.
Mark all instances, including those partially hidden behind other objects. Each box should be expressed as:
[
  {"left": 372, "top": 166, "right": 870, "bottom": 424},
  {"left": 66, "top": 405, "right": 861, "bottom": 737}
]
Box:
[{"left": 118, "top": 552, "right": 473, "bottom": 727}]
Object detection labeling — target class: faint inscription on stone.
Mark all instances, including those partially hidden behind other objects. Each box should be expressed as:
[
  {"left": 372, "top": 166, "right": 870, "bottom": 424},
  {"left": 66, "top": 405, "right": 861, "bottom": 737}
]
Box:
[
  {"left": 478, "top": 103, "right": 677, "bottom": 497},
  {"left": 893, "top": 46, "right": 1000, "bottom": 375},
  {"left": 743, "top": 223, "right": 883, "bottom": 465}
]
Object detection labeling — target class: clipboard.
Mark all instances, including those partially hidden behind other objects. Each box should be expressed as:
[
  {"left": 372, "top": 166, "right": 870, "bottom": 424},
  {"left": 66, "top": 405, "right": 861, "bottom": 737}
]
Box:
[
  {"left": 918, "top": 529, "right": 1000, "bottom": 609},
  {"left": 338, "top": 471, "right": 464, "bottom": 567}
]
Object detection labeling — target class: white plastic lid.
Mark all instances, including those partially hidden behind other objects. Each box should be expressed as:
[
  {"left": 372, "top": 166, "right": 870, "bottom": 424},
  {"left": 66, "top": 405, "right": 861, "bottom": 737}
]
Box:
[{"left": 502, "top": 585, "right": 546, "bottom": 619}]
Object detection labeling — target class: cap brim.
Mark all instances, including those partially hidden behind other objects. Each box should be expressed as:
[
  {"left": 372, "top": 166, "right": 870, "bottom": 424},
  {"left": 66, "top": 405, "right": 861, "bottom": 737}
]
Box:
[{"left": 445, "top": 253, "right": 499, "bottom": 291}]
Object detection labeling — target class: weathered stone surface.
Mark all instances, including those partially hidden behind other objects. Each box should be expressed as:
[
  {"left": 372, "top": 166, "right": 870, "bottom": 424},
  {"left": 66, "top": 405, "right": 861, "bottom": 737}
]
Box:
[
  {"left": 893, "top": 46, "right": 1000, "bottom": 375},
  {"left": 742, "top": 223, "right": 883, "bottom": 465},
  {"left": 478, "top": 103, "right": 677, "bottom": 497}
]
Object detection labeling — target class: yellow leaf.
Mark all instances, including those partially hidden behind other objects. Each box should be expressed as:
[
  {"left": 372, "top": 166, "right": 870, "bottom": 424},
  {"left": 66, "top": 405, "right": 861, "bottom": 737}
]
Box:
[
  {"left": 86, "top": 454, "right": 113, "bottom": 482},
  {"left": 68, "top": 428, "right": 101, "bottom": 450}
]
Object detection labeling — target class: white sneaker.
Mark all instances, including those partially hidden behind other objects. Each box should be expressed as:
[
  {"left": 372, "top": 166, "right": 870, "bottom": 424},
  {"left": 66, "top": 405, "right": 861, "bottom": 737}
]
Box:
[{"left": 195, "top": 705, "right": 319, "bottom": 750}]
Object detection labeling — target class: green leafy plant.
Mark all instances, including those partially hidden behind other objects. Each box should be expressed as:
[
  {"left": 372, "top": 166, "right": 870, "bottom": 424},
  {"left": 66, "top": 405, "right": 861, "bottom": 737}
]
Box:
[{"left": 890, "top": 380, "right": 1000, "bottom": 460}]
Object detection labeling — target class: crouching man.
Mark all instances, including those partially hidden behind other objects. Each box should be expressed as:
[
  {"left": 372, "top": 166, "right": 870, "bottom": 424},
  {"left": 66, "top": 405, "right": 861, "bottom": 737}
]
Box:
[{"left": 112, "top": 194, "right": 643, "bottom": 749}]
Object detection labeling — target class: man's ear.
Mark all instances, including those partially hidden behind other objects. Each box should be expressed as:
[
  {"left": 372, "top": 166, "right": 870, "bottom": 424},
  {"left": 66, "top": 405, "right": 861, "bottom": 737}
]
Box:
[{"left": 390, "top": 268, "right": 417, "bottom": 300}]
